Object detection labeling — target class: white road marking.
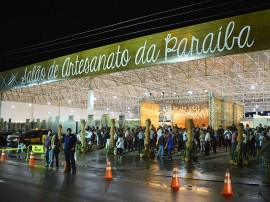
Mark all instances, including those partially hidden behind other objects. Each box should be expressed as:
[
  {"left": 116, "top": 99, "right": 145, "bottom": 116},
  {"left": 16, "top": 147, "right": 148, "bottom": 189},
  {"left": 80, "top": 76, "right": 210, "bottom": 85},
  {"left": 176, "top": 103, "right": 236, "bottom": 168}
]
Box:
[{"left": 0, "top": 180, "right": 4, "bottom": 183}]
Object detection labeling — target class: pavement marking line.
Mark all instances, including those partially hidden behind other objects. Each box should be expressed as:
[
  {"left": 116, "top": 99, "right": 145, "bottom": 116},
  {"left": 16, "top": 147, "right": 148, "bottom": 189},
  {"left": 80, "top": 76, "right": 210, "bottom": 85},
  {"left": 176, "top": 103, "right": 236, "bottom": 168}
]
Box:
[{"left": 0, "top": 180, "right": 4, "bottom": 183}]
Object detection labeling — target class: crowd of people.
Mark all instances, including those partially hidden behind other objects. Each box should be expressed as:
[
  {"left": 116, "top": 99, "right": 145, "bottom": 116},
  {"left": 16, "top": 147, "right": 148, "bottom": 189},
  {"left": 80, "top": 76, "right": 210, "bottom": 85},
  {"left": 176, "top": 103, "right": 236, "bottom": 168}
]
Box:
[
  {"left": 73, "top": 123, "right": 270, "bottom": 161},
  {"left": 16, "top": 122, "right": 269, "bottom": 181}
]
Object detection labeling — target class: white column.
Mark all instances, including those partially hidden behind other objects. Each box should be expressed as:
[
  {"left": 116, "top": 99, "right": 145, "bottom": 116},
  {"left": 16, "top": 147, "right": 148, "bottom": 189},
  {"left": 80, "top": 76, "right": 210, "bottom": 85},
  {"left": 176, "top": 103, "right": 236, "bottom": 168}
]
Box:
[
  {"left": 31, "top": 104, "right": 34, "bottom": 120},
  {"left": 87, "top": 89, "right": 94, "bottom": 115}
]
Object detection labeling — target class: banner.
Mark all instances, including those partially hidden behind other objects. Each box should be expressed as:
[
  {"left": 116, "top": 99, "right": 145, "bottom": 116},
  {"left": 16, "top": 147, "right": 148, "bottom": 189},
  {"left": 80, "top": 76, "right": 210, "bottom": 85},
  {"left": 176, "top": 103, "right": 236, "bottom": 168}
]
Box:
[{"left": 0, "top": 9, "right": 269, "bottom": 91}]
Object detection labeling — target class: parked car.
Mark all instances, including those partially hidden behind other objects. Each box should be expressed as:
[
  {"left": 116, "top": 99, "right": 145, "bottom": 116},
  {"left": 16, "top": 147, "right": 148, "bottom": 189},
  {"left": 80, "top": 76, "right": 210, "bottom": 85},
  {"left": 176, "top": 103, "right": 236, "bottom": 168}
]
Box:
[
  {"left": 0, "top": 131, "right": 13, "bottom": 146},
  {"left": 6, "top": 132, "right": 21, "bottom": 147},
  {"left": 7, "top": 129, "right": 49, "bottom": 148}
]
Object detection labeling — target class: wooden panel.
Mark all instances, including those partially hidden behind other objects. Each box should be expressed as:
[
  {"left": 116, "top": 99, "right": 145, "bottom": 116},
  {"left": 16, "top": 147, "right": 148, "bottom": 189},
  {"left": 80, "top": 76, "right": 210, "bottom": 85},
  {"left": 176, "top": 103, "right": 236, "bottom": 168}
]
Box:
[
  {"left": 237, "top": 105, "right": 244, "bottom": 123},
  {"left": 140, "top": 102, "right": 160, "bottom": 128},
  {"left": 213, "top": 98, "right": 223, "bottom": 130},
  {"left": 172, "top": 105, "right": 209, "bottom": 129},
  {"left": 225, "top": 101, "right": 234, "bottom": 127}
]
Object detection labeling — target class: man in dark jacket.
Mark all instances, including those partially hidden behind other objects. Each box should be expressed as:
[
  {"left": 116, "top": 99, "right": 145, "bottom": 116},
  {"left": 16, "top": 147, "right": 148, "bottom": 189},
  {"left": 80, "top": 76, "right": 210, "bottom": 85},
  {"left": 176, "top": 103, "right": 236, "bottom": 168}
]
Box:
[
  {"left": 44, "top": 131, "right": 52, "bottom": 167},
  {"left": 64, "top": 128, "right": 77, "bottom": 174},
  {"left": 157, "top": 133, "right": 165, "bottom": 159}
]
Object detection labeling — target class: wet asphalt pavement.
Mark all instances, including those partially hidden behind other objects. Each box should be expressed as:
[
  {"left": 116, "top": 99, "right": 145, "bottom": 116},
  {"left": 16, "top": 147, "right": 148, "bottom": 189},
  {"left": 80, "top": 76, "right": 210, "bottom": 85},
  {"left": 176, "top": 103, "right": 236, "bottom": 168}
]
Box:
[{"left": 0, "top": 146, "right": 269, "bottom": 202}]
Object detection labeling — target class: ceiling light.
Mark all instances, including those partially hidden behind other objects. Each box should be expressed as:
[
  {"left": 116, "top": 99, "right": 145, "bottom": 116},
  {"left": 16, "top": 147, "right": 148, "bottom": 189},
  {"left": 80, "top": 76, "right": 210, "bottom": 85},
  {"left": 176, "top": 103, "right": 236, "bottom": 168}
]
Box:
[
  {"left": 11, "top": 106, "right": 15, "bottom": 108},
  {"left": 174, "top": 91, "right": 177, "bottom": 95},
  {"left": 107, "top": 108, "right": 110, "bottom": 110},
  {"left": 161, "top": 92, "right": 164, "bottom": 95},
  {"left": 253, "top": 108, "right": 255, "bottom": 111},
  {"left": 256, "top": 105, "right": 258, "bottom": 108},
  {"left": 47, "top": 102, "right": 50, "bottom": 105},
  {"left": 29, "top": 103, "right": 32, "bottom": 106},
  {"left": 113, "top": 96, "right": 117, "bottom": 99},
  {"left": 261, "top": 111, "right": 263, "bottom": 113},
  {"left": 68, "top": 100, "right": 71, "bottom": 103},
  {"left": 204, "top": 89, "right": 208, "bottom": 93},
  {"left": 187, "top": 90, "right": 193, "bottom": 95},
  {"left": 251, "top": 85, "right": 255, "bottom": 90}
]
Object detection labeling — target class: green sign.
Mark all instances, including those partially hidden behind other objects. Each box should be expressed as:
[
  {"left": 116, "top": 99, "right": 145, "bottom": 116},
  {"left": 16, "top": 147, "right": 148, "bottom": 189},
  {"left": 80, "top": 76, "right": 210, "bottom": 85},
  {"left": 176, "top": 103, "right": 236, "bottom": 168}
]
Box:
[
  {"left": 32, "top": 145, "right": 44, "bottom": 153},
  {"left": 0, "top": 9, "right": 270, "bottom": 91}
]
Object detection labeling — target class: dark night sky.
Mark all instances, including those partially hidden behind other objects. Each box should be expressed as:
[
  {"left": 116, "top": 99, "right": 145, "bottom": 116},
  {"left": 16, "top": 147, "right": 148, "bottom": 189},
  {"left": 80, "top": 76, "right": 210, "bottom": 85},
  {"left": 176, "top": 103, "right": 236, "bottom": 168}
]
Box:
[{"left": 1, "top": 0, "right": 270, "bottom": 71}]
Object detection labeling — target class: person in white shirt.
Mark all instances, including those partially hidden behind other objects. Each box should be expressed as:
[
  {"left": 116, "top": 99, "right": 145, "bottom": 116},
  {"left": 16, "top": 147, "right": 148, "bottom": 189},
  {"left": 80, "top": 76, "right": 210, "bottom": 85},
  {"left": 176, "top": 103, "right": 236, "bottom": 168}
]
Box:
[
  {"left": 116, "top": 134, "right": 125, "bottom": 159},
  {"left": 85, "top": 130, "right": 92, "bottom": 144},
  {"left": 204, "top": 131, "right": 210, "bottom": 156},
  {"left": 76, "top": 131, "right": 81, "bottom": 143},
  {"left": 199, "top": 129, "right": 205, "bottom": 154},
  {"left": 242, "top": 132, "right": 249, "bottom": 159},
  {"left": 224, "top": 128, "right": 232, "bottom": 152},
  {"left": 182, "top": 129, "right": 187, "bottom": 151},
  {"left": 157, "top": 127, "right": 163, "bottom": 139}
]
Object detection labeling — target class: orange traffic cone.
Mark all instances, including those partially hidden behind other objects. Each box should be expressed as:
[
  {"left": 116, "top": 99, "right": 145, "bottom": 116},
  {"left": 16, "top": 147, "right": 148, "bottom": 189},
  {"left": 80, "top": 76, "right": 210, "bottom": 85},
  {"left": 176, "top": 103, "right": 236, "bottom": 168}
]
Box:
[
  {"left": 222, "top": 168, "right": 233, "bottom": 196},
  {"left": 171, "top": 165, "right": 180, "bottom": 190},
  {"left": 105, "top": 158, "right": 113, "bottom": 180},
  {"left": 1, "top": 150, "right": 6, "bottom": 161},
  {"left": 28, "top": 152, "right": 35, "bottom": 167}
]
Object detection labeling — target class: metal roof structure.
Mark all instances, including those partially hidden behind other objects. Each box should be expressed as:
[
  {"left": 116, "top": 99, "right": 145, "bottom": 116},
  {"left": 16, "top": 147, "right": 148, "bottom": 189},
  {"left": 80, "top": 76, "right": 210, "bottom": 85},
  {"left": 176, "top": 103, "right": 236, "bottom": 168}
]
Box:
[{"left": 2, "top": 49, "right": 270, "bottom": 117}]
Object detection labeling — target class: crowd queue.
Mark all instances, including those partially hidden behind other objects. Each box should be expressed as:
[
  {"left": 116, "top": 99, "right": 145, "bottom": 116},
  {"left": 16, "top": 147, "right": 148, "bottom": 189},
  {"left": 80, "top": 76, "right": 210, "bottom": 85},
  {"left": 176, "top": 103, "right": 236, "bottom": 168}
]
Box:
[
  {"left": 24, "top": 122, "right": 269, "bottom": 181},
  {"left": 73, "top": 123, "right": 270, "bottom": 161}
]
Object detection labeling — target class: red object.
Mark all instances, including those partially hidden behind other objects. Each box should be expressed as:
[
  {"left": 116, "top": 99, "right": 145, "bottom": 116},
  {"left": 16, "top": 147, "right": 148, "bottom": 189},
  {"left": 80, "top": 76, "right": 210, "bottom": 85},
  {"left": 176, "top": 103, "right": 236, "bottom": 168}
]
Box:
[
  {"left": 0, "top": 150, "right": 6, "bottom": 161},
  {"left": 222, "top": 168, "right": 233, "bottom": 196},
  {"left": 171, "top": 165, "right": 180, "bottom": 190},
  {"left": 28, "top": 152, "right": 35, "bottom": 167},
  {"left": 105, "top": 158, "right": 113, "bottom": 180}
]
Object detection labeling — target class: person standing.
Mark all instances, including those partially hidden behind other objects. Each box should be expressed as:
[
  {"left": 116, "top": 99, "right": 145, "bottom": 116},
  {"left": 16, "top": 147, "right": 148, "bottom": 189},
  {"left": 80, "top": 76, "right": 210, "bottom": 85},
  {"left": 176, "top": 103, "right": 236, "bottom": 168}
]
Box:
[
  {"left": 199, "top": 129, "right": 205, "bottom": 154},
  {"left": 150, "top": 126, "right": 155, "bottom": 150},
  {"left": 212, "top": 133, "right": 218, "bottom": 153},
  {"left": 138, "top": 127, "right": 144, "bottom": 154},
  {"left": 217, "top": 125, "right": 224, "bottom": 147},
  {"left": 125, "top": 128, "right": 133, "bottom": 151},
  {"left": 242, "top": 131, "right": 249, "bottom": 159},
  {"left": 157, "top": 132, "right": 165, "bottom": 159},
  {"left": 116, "top": 134, "right": 125, "bottom": 159},
  {"left": 166, "top": 133, "right": 173, "bottom": 160},
  {"left": 64, "top": 128, "right": 77, "bottom": 174},
  {"left": 224, "top": 128, "right": 232, "bottom": 152},
  {"left": 43, "top": 131, "right": 52, "bottom": 167},
  {"left": 49, "top": 133, "right": 60, "bottom": 169},
  {"left": 204, "top": 130, "right": 210, "bottom": 156},
  {"left": 17, "top": 133, "right": 25, "bottom": 154},
  {"left": 257, "top": 135, "right": 270, "bottom": 184},
  {"left": 231, "top": 130, "right": 238, "bottom": 154}
]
